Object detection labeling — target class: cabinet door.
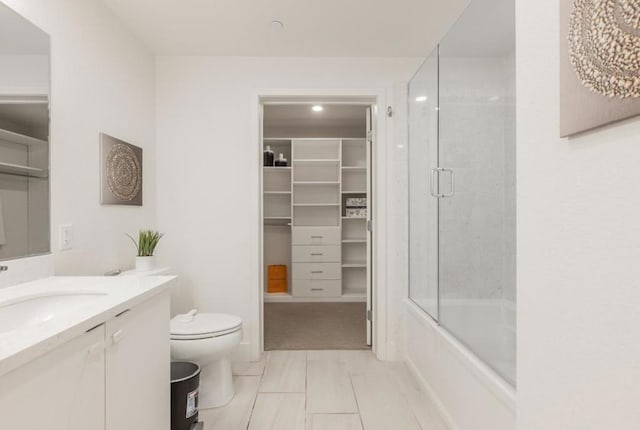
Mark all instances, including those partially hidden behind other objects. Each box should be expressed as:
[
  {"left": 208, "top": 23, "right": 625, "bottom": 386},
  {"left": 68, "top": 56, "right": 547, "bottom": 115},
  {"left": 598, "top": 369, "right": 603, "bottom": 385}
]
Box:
[
  {"left": 0, "top": 326, "right": 105, "bottom": 430},
  {"left": 106, "top": 292, "right": 170, "bottom": 430}
]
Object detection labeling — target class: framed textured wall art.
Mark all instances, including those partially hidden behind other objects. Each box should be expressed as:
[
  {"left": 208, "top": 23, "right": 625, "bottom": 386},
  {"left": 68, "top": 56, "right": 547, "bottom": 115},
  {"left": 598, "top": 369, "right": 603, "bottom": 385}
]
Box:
[
  {"left": 560, "top": 0, "right": 640, "bottom": 137},
  {"left": 100, "top": 133, "right": 143, "bottom": 206}
]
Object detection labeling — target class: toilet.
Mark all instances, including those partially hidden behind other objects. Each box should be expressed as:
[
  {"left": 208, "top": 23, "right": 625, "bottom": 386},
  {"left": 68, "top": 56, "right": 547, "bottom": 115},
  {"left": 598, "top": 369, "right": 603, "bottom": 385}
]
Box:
[{"left": 170, "top": 309, "right": 243, "bottom": 409}]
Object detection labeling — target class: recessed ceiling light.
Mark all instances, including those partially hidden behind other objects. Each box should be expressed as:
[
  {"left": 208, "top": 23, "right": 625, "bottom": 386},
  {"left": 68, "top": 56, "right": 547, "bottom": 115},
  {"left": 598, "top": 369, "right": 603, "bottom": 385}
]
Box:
[
  {"left": 415, "top": 96, "right": 428, "bottom": 102},
  {"left": 312, "top": 105, "right": 323, "bottom": 112},
  {"left": 271, "top": 20, "right": 284, "bottom": 31}
]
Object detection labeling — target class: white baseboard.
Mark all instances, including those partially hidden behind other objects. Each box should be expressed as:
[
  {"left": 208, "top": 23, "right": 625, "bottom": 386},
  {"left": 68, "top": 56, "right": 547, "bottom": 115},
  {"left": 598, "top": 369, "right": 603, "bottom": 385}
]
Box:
[{"left": 405, "top": 356, "right": 459, "bottom": 430}]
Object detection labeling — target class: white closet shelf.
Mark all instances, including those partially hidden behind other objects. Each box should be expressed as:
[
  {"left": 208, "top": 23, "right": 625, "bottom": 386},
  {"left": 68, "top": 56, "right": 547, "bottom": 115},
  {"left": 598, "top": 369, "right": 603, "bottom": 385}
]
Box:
[
  {"left": 264, "top": 218, "right": 292, "bottom": 226},
  {"left": 264, "top": 167, "right": 292, "bottom": 171},
  {"left": 342, "top": 262, "right": 367, "bottom": 268},
  {"left": 0, "top": 128, "right": 47, "bottom": 147},
  {"left": 342, "top": 239, "right": 366, "bottom": 243},
  {"left": 342, "top": 288, "right": 367, "bottom": 298},
  {"left": 264, "top": 292, "right": 298, "bottom": 302},
  {"left": 342, "top": 190, "right": 367, "bottom": 194},
  {"left": 293, "top": 159, "right": 340, "bottom": 163},
  {"left": 342, "top": 216, "right": 366, "bottom": 220},
  {"left": 293, "top": 181, "right": 340, "bottom": 185},
  {"left": 0, "top": 161, "right": 48, "bottom": 178},
  {"left": 293, "top": 203, "right": 340, "bottom": 207},
  {"left": 342, "top": 166, "right": 366, "bottom": 171},
  {"left": 264, "top": 191, "right": 291, "bottom": 195}
]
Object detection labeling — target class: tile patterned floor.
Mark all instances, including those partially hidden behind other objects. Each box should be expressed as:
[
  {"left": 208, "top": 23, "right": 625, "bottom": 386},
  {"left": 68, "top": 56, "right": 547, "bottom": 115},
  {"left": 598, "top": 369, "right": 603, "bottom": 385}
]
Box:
[{"left": 200, "top": 350, "right": 448, "bottom": 430}]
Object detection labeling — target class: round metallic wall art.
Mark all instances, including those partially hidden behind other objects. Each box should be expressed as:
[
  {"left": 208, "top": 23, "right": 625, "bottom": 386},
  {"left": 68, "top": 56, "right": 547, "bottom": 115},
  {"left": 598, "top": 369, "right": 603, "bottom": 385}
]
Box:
[
  {"left": 569, "top": 0, "right": 640, "bottom": 98},
  {"left": 105, "top": 142, "right": 142, "bottom": 201}
]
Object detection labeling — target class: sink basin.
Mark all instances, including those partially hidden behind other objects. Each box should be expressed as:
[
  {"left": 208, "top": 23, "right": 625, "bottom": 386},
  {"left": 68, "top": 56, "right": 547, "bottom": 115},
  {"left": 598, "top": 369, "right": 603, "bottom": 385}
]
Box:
[{"left": 0, "top": 291, "right": 108, "bottom": 335}]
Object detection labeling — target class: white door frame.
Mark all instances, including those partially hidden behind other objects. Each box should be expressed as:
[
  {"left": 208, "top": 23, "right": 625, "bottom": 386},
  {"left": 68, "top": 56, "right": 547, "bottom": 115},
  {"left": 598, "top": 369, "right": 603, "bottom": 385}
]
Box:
[{"left": 251, "top": 88, "right": 392, "bottom": 361}]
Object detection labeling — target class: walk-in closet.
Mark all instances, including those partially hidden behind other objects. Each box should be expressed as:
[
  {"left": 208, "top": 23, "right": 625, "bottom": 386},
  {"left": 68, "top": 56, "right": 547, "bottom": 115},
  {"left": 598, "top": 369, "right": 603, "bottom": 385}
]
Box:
[{"left": 261, "top": 103, "right": 373, "bottom": 350}]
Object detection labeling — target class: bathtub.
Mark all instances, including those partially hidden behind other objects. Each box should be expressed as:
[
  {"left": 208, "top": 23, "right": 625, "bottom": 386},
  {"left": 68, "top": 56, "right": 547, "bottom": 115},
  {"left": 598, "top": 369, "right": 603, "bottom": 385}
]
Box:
[{"left": 404, "top": 299, "right": 516, "bottom": 430}]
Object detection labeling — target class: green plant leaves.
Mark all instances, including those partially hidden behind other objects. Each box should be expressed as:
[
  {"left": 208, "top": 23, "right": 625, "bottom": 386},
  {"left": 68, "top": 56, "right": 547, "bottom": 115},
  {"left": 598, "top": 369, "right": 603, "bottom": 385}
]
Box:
[{"left": 126, "top": 230, "right": 164, "bottom": 257}]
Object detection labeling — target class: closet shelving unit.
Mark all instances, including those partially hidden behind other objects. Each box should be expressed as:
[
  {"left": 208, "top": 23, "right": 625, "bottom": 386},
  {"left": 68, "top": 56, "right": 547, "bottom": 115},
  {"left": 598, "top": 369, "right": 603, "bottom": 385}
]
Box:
[
  {"left": 340, "top": 139, "right": 368, "bottom": 297},
  {"left": 263, "top": 137, "right": 368, "bottom": 302},
  {"left": 0, "top": 128, "right": 49, "bottom": 179}
]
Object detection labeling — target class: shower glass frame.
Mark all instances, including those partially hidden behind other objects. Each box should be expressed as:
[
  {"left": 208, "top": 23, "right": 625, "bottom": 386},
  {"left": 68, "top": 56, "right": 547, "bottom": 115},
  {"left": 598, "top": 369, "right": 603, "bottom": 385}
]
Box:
[{"left": 408, "top": 0, "right": 516, "bottom": 386}]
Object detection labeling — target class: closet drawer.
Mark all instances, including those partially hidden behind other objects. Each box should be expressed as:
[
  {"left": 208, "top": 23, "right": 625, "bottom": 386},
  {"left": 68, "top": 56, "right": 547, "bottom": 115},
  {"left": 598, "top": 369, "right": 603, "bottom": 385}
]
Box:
[
  {"left": 292, "top": 227, "right": 341, "bottom": 245},
  {"left": 292, "top": 280, "right": 341, "bottom": 298},
  {"left": 292, "top": 245, "right": 341, "bottom": 263},
  {"left": 293, "top": 263, "right": 341, "bottom": 280}
]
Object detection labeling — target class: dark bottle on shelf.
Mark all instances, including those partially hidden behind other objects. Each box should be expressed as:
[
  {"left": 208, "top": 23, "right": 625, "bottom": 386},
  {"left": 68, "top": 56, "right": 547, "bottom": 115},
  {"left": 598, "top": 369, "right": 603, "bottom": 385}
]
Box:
[
  {"left": 275, "top": 153, "right": 288, "bottom": 167},
  {"left": 263, "top": 145, "right": 274, "bottom": 167}
]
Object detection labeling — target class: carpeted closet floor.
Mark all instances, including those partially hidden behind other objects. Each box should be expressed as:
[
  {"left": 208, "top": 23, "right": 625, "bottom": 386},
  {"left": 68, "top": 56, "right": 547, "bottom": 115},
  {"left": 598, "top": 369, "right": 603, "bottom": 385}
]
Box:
[{"left": 264, "top": 302, "right": 369, "bottom": 350}]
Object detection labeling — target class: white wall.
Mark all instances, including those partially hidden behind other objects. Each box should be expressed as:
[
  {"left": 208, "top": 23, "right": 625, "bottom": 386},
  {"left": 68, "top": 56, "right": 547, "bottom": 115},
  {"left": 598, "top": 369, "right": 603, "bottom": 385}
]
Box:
[
  {"left": 155, "top": 56, "right": 420, "bottom": 358},
  {"left": 0, "top": 55, "right": 48, "bottom": 95},
  {"left": 517, "top": 0, "right": 640, "bottom": 428},
  {"left": 0, "top": 0, "right": 156, "bottom": 279}
]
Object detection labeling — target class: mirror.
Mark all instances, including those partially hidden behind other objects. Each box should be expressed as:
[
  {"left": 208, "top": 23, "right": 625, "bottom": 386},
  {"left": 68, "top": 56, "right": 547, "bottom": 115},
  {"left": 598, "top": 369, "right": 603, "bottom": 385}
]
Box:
[{"left": 0, "top": 4, "right": 50, "bottom": 260}]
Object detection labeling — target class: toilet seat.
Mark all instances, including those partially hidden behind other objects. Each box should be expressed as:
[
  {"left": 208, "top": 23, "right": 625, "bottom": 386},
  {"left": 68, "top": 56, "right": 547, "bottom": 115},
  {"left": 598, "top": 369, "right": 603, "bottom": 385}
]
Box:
[{"left": 170, "top": 310, "right": 242, "bottom": 340}]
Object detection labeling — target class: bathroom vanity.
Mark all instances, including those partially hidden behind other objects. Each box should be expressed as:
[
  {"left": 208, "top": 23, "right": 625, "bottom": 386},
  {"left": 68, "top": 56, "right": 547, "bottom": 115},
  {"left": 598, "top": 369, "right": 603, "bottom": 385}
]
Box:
[{"left": 0, "top": 275, "right": 175, "bottom": 430}]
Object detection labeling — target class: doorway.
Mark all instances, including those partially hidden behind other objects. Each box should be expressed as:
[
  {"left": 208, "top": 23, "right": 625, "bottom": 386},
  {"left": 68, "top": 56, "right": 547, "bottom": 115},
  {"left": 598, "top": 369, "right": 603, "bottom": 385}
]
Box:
[{"left": 259, "top": 99, "right": 375, "bottom": 351}]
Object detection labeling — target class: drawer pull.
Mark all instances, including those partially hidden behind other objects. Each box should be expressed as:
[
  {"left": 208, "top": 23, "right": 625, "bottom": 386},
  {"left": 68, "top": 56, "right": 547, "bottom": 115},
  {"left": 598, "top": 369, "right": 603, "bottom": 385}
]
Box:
[
  {"left": 112, "top": 329, "right": 126, "bottom": 344},
  {"left": 311, "top": 235, "right": 324, "bottom": 238},
  {"left": 311, "top": 288, "right": 325, "bottom": 291},
  {"left": 311, "top": 253, "right": 324, "bottom": 256},
  {"left": 311, "top": 271, "right": 324, "bottom": 274}
]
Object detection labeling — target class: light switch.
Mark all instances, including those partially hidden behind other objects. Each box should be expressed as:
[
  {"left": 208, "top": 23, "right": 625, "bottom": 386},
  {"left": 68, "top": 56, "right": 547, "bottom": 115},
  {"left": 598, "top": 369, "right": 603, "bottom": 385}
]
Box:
[{"left": 59, "top": 224, "right": 73, "bottom": 250}]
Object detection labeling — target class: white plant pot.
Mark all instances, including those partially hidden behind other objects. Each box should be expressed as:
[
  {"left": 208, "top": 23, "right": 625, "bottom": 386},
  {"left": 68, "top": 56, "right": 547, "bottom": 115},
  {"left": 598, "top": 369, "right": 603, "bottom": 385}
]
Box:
[{"left": 135, "top": 256, "right": 155, "bottom": 272}]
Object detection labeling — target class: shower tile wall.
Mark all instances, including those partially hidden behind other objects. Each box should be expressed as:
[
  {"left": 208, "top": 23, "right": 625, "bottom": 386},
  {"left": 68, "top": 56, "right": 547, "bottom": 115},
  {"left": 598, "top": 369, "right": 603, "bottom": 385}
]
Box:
[
  {"left": 438, "top": 54, "right": 517, "bottom": 383},
  {"left": 439, "top": 57, "right": 515, "bottom": 302}
]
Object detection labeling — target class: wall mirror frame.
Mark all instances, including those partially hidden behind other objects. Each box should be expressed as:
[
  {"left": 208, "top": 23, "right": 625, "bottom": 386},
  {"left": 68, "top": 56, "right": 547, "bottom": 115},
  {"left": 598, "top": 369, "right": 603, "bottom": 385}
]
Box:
[{"left": 0, "top": 3, "right": 51, "bottom": 261}]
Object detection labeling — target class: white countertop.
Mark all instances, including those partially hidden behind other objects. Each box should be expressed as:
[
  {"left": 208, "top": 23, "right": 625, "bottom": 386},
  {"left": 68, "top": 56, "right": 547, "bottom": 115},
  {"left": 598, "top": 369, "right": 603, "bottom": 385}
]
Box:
[{"left": 0, "top": 275, "right": 176, "bottom": 378}]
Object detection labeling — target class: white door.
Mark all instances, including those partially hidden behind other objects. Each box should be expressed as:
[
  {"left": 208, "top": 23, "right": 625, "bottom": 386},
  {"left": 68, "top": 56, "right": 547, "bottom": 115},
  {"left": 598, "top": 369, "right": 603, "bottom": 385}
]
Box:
[{"left": 366, "top": 106, "right": 374, "bottom": 346}]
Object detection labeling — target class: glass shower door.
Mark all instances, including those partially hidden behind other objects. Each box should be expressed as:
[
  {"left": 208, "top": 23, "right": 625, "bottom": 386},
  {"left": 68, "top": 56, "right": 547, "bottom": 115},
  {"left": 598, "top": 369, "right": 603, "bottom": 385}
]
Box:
[
  {"left": 437, "top": 0, "right": 516, "bottom": 384},
  {"left": 408, "top": 48, "right": 439, "bottom": 319}
]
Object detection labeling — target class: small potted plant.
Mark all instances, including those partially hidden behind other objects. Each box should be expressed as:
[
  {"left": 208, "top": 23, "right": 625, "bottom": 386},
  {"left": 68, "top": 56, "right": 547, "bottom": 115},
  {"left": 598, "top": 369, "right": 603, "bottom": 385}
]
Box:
[{"left": 127, "top": 229, "right": 164, "bottom": 272}]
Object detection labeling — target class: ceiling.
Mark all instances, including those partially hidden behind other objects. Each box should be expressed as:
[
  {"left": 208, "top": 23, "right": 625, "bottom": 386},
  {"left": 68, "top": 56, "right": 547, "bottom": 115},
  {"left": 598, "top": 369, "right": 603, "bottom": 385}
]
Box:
[
  {"left": 102, "top": 0, "right": 467, "bottom": 57},
  {"left": 265, "top": 104, "right": 366, "bottom": 126},
  {"left": 439, "top": 0, "right": 515, "bottom": 57},
  {"left": 263, "top": 104, "right": 368, "bottom": 137},
  {"left": 0, "top": 3, "right": 49, "bottom": 55}
]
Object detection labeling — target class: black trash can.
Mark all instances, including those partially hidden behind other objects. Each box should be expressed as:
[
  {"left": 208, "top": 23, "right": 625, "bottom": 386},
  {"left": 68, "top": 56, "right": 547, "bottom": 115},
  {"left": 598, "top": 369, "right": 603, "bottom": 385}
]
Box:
[{"left": 171, "top": 361, "right": 202, "bottom": 430}]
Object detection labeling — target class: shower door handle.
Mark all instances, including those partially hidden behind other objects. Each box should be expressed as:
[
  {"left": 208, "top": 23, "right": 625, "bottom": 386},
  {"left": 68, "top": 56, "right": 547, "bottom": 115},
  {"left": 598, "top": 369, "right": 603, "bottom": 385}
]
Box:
[
  {"left": 440, "top": 168, "right": 454, "bottom": 198},
  {"left": 429, "top": 168, "right": 455, "bottom": 198},
  {"left": 429, "top": 168, "right": 440, "bottom": 198}
]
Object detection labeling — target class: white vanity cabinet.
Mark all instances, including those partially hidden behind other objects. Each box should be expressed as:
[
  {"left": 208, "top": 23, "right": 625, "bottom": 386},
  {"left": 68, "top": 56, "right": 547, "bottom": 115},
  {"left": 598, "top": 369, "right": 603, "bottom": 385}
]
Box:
[
  {"left": 0, "top": 290, "right": 170, "bottom": 430},
  {"left": 0, "top": 325, "right": 106, "bottom": 430},
  {"left": 106, "top": 292, "right": 170, "bottom": 430}
]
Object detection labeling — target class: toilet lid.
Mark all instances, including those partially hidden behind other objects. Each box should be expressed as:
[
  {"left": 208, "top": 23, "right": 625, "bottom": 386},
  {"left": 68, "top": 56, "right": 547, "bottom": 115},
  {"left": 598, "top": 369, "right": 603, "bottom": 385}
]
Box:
[{"left": 170, "top": 310, "right": 242, "bottom": 338}]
